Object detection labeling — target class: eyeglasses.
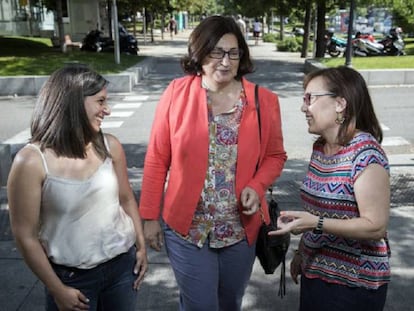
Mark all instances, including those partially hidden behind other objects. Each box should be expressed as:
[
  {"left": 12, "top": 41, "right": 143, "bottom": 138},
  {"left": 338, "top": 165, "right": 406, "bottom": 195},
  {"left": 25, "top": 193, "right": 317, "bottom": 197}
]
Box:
[
  {"left": 303, "top": 92, "right": 337, "bottom": 106},
  {"left": 209, "top": 48, "right": 243, "bottom": 60}
]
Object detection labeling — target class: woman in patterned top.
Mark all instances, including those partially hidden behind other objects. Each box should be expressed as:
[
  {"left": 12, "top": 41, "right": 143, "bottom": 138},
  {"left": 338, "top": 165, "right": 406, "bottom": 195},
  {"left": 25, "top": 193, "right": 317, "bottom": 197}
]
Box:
[
  {"left": 139, "top": 16, "right": 287, "bottom": 310},
  {"left": 270, "top": 66, "right": 390, "bottom": 311}
]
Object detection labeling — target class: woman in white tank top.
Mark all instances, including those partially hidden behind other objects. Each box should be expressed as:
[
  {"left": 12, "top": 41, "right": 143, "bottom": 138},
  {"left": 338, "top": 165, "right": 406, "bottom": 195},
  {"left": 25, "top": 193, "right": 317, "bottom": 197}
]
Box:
[{"left": 7, "top": 65, "right": 148, "bottom": 310}]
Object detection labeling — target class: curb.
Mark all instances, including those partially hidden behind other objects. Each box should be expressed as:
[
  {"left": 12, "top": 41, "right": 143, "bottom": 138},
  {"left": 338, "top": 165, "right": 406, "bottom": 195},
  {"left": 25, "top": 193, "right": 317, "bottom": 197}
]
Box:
[
  {"left": 0, "top": 56, "right": 155, "bottom": 96},
  {"left": 304, "top": 59, "right": 414, "bottom": 86}
]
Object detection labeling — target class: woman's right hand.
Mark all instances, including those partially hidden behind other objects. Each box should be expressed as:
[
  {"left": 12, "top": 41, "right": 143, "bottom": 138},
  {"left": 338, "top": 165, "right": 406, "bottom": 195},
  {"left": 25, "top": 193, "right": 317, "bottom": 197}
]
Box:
[
  {"left": 144, "top": 220, "right": 164, "bottom": 251},
  {"left": 290, "top": 251, "right": 302, "bottom": 284},
  {"left": 54, "top": 285, "right": 90, "bottom": 311}
]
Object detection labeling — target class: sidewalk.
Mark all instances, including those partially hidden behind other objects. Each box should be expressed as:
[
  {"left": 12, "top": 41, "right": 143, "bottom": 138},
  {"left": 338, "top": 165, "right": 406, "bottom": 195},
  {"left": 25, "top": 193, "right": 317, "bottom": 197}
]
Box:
[{"left": 1, "top": 28, "right": 414, "bottom": 311}]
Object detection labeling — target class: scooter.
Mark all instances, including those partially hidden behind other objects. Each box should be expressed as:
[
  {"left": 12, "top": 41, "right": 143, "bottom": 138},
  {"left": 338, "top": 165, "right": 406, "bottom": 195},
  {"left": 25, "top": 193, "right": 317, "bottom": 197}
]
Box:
[
  {"left": 378, "top": 27, "right": 405, "bottom": 56},
  {"left": 325, "top": 30, "right": 347, "bottom": 57},
  {"left": 352, "top": 29, "right": 405, "bottom": 57},
  {"left": 81, "top": 29, "right": 113, "bottom": 52},
  {"left": 81, "top": 24, "right": 139, "bottom": 55}
]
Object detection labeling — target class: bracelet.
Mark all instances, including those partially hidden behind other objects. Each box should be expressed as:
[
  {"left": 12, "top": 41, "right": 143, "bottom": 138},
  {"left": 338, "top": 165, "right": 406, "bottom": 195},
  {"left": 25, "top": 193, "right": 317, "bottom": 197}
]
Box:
[{"left": 313, "top": 216, "right": 324, "bottom": 234}]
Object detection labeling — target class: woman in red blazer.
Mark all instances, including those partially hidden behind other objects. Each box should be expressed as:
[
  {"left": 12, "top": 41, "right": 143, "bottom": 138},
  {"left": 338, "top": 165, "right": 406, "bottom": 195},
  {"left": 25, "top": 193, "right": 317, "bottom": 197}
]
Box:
[{"left": 139, "top": 15, "right": 287, "bottom": 310}]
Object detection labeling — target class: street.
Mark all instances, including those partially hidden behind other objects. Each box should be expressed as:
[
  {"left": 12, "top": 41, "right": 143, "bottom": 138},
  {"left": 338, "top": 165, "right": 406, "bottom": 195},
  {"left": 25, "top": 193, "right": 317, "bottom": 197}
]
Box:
[{"left": 0, "top": 35, "right": 413, "bottom": 310}]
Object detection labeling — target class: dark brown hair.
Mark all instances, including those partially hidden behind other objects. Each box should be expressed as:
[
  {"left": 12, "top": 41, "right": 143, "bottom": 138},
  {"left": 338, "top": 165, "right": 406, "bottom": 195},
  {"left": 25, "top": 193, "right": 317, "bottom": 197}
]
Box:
[
  {"left": 30, "top": 65, "right": 110, "bottom": 159},
  {"left": 180, "top": 15, "right": 254, "bottom": 79},
  {"left": 304, "top": 66, "right": 383, "bottom": 145}
]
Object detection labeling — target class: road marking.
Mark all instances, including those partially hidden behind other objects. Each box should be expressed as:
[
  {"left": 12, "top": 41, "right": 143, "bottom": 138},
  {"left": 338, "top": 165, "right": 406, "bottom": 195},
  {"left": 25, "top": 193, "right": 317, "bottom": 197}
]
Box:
[
  {"left": 122, "top": 95, "right": 149, "bottom": 101},
  {"left": 381, "top": 123, "right": 390, "bottom": 131},
  {"left": 113, "top": 103, "right": 143, "bottom": 109},
  {"left": 101, "top": 121, "right": 124, "bottom": 129},
  {"left": 382, "top": 136, "right": 411, "bottom": 146},
  {"left": 108, "top": 111, "right": 134, "bottom": 118},
  {"left": 3, "top": 128, "right": 30, "bottom": 144}
]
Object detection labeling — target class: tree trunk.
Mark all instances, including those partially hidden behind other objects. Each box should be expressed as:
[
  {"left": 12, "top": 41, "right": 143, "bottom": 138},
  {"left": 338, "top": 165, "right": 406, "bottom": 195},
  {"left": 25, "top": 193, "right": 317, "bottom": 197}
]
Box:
[
  {"left": 55, "top": 0, "right": 65, "bottom": 52},
  {"left": 301, "top": 0, "right": 312, "bottom": 58},
  {"left": 279, "top": 14, "right": 284, "bottom": 41},
  {"left": 315, "top": 0, "right": 326, "bottom": 58}
]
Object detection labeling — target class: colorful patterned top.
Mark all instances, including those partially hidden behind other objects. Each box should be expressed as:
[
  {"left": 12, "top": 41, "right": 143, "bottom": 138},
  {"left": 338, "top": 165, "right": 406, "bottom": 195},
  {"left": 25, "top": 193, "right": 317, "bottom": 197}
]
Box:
[
  {"left": 176, "top": 90, "right": 247, "bottom": 248},
  {"left": 300, "top": 132, "right": 391, "bottom": 289}
]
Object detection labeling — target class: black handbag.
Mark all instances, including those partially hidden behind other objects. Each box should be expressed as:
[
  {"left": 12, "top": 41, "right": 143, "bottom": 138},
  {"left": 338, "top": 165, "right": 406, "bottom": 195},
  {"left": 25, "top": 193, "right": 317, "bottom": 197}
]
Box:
[{"left": 254, "top": 84, "right": 290, "bottom": 298}]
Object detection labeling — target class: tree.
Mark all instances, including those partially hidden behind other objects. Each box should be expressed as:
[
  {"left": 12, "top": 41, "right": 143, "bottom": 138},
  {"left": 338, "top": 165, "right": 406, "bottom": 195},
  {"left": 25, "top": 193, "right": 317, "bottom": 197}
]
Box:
[{"left": 301, "top": 0, "right": 312, "bottom": 58}]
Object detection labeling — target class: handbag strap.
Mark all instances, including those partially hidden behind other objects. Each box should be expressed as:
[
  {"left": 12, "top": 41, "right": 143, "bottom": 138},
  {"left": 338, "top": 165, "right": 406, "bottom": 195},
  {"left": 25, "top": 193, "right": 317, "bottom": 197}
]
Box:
[
  {"left": 255, "top": 84, "right": 261, "bottom": 142},
  {"left": 254, "top": 85, "right": 274, "bottom": 201},
  {"left": 255, "top": 84, "right": 287, "bottom": 298}
]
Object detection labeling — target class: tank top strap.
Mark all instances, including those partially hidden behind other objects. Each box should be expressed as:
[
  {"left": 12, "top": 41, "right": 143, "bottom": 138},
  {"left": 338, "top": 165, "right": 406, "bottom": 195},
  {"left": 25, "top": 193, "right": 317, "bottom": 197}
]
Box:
[{"left": 26, "top": 143, "right": 49, "bottom": 174}]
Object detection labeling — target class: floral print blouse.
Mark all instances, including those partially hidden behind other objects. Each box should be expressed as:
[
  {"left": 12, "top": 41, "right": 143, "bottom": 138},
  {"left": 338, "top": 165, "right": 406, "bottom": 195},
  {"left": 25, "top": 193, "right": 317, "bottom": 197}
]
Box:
[{"left": 176, "top": 89, "right": 247, "bottom": 248}]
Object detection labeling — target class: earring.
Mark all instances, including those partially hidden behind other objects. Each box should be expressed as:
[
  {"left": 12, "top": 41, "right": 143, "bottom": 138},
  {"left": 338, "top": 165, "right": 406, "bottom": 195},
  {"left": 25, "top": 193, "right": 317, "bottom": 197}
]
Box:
[{"left": 335, "top": 112, "right": 345, "bottom": 125}]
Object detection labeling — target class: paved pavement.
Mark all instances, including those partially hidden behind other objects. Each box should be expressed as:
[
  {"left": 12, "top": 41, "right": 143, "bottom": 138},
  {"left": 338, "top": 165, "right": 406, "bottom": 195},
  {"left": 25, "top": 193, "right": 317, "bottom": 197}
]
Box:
[{"left": 1, "top": 29, "right": 414, "bottom": 311}]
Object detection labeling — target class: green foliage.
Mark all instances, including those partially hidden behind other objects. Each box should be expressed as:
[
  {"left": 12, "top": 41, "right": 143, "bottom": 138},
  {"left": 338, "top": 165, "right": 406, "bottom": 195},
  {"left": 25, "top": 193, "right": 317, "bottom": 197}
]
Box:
[
  {"left": 276, "top": 36, "right": 301, "bottom": 52},
  {"left": 262, "top": 33, "right": 278, "bottom": 43}
]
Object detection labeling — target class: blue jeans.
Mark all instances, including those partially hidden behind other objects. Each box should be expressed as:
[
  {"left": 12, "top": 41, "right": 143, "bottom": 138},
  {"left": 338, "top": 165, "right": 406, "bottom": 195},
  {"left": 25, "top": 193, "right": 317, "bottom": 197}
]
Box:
[
  {"left": 46, "top": 246, "right": 137, "bottom": 311},
  {"left": 163, "top": 223, "right": 256, "bottom": 311},
  {"left": 300, "top": 275, "right": 388, "bottom": 311}
]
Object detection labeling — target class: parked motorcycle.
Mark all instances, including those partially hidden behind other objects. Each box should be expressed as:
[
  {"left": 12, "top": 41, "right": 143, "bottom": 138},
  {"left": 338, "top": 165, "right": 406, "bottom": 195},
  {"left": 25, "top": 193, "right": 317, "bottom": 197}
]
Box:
[
  {"left": 378, "top": 27, "right": 405, "bottom": 56},
  {"left": 325, "top": 30, "right": 347, "bottom": 57},
  {"left": 352, "top": 28, "right": 405, "bottom": 57},
  {"left": 81, "top": 29, "right": 113, "bottom": 52},
  {"left": 81, "top": 23, "right": 139, "bottom": 55}
]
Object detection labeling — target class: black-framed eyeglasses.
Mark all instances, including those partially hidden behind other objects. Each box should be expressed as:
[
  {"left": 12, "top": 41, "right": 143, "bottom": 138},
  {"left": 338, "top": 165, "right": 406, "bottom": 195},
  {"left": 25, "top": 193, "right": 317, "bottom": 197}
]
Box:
[
  {"left": 209, "top": 48, "right": 243, "bottom": 60},
  {"left": 303, "top": 92, "right": 337, "bottom": 106}
]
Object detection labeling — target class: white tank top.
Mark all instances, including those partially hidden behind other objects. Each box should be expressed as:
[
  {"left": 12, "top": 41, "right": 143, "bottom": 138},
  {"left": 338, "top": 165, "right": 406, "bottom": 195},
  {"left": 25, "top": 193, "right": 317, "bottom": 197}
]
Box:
[{"left": 28, "top": 143, "right": 136, "bottom": 269}]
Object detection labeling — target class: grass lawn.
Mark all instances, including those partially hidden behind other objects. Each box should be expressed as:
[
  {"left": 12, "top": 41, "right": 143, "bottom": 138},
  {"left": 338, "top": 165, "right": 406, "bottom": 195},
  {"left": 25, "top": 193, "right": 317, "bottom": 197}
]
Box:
[
  {"left": 0, "top": 36, "right": 144, "bottom": 76},
  {"left": 319, "top": 55, "right": 414, "bottom": 69}
]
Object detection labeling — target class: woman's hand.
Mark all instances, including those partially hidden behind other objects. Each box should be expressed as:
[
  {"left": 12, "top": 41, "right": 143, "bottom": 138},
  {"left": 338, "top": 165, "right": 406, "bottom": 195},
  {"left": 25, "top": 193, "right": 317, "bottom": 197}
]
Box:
[
  {"left": 290, "top": 251, "right": 302, "bottom": 284},
  {"left": 53, "top": 285, "right": 90, "bottom": 311},
  {"left": 133, "top": 247, "right": 148, "bottom": 290},
  {"left": 268, "top": 211, "right": 319, "bottom": 235},
  {"left": 240, "top": 187, "right": 260, "bottom": 215},
  {"left": 144, "top": 220, "right": 164, "bottom": 251}
]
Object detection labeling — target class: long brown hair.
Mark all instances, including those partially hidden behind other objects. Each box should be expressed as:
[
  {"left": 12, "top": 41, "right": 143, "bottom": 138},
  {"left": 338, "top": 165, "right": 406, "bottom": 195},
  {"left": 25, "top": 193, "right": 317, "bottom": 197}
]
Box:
[
  {"left": 31, "top": 65, "right": 110, "bottom": 159},
  {"left": 304, "top": 66, "right": 383, "bottom": 145}
]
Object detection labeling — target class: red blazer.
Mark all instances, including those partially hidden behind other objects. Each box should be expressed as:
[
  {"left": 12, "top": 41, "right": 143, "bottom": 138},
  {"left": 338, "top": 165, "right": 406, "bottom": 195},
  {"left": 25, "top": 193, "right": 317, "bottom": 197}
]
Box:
[{"left": 139, "top": 75, "right": 287, "bottom": 244}]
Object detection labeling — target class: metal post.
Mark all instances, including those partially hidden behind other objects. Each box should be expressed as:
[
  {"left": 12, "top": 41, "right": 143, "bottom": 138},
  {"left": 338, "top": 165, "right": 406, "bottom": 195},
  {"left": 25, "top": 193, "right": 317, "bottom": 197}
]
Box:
[
  {"left": 345, "top": 0, "right": 355, "bottom": 67},
  {"left": 143, "top": 8, "right": 146, "bottom": 45},
  {"left": 112, "top": 0, "right": 120, "bottom": 64}
]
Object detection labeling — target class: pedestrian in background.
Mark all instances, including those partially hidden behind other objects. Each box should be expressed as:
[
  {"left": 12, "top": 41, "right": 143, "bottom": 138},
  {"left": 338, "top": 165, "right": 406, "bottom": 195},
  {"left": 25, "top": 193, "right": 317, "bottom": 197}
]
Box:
[
  {"left": 236, "top": 14, "right": 247, "bottom": 41},
  {"left": 253, "top": 17, "right": 262, "bottom": 45},
  {"left": 168, "top": 15, "right": 177, "bottom": 39},
  {"left": 7, "top": 65, "right": 148, "bottom": 311},
  {"left": 271, "top": 66, "right": 391, "bottom": 311},
  {"left": 139, "top": 15, "right": 287, "bottom": 311}
]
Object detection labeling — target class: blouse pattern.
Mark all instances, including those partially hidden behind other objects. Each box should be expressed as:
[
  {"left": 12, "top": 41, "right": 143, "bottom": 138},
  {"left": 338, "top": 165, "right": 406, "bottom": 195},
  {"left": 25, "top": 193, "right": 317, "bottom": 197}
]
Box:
[
  {"left": 176, "top": 90, "right": 247, "bottom": 248},
  {"left": 300, "top": 132, "right": 391, "bottom": 289}
]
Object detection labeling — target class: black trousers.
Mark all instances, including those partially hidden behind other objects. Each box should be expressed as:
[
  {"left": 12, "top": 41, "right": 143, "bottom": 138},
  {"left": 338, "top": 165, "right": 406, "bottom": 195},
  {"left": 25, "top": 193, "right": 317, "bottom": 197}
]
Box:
[{"left": 299, "top": 275, "right": 388, "bottom": 311}]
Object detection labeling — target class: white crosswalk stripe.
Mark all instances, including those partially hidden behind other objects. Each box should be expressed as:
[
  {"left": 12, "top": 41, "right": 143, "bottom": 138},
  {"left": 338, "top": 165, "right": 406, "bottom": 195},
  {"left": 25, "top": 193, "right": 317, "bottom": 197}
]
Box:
[
  {"left": 2, "top": 95, "right": 149, "bottom": 142},
  {"left": 101, "top": 95, "right": 148, "bottom": 129}
]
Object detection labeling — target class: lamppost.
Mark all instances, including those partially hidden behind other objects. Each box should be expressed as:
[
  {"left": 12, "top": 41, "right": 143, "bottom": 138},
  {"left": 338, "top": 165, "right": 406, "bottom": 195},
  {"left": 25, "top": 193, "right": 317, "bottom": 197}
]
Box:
[
  {"left": 112, "top": 0, "right": 120, "bottom": 64},
  {"left": 345, "top": 0, "right": 355, "bottom": 67}
]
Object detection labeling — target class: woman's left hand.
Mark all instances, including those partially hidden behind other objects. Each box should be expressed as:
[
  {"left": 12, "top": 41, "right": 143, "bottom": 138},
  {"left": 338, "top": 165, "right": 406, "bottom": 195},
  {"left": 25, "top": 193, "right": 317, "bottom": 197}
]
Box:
[
  {"left": 268, "top": 211, "right": 319, "bottom": 235},
  {"left": 133, "top": 248, "right": 148, "bottom": 290},
  {"left": 240, "top": 187, "right": 260, "bottom": 215}
]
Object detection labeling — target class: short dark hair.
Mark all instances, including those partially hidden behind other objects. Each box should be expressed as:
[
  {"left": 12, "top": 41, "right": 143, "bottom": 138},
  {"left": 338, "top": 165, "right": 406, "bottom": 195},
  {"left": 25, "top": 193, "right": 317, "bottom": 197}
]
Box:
[
  {"left": 30, "top": 64, "right": 110, "bottom": 159},
  {"left": 304, "top": 66, "right": 383, "bottom": 145},
  {"left": 181, "top": 15, "right": 254, "bottom": 79}
]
